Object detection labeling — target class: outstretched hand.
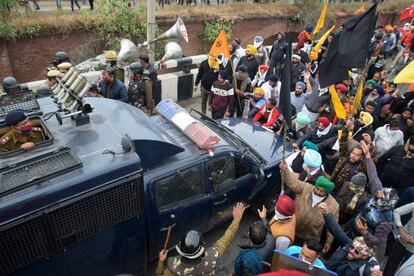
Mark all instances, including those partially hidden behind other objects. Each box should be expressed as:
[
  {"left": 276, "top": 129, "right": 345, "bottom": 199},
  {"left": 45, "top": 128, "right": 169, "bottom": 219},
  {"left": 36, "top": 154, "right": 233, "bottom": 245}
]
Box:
[
  {"left": 257, "top": 205, "right": 267, "bottom": 219},
  {"left": 233, "top": 202, "right": 246, "bottom": 221}
]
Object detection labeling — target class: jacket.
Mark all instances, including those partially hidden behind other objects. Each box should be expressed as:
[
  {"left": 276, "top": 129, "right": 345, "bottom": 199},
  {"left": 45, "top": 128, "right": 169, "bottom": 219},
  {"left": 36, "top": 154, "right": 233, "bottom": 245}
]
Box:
[
  {"left": 269, "top": 40, "right": 287, "bottom": 62},
  {"left": 296, "top": 122, "right": 337, "bottom": 148},
  {"left": 378, "top": 145, "right": 414, "bottom": 193},
  {"left": 195, "top": 59, "right": 219, "bottom": 90},
  {"left": 323, "top": 213, "right": 379, "bottom": 276},
  {"left": 374, "top": 124, "right": 404, "bottom": 157},
  {"left": 236, "top": 56, "right": 260, "bottom": 81},
  {"left": 282, "top": 169, "right": 339, "bottom": 245},
  {"left": 98, "top": 79, "right": 128, "bottom": 103},
  {"left": 304, "top": 77, "right": 331, "bottom": 113},
  {"left": 155, "top": 218, "right": 241, "bottom": 276},
  {"left": 394, "top": 202, "right": 414, "bottom": 253},
  {"left": 253, "top": 105, "right": 280, "bottom": 128}
]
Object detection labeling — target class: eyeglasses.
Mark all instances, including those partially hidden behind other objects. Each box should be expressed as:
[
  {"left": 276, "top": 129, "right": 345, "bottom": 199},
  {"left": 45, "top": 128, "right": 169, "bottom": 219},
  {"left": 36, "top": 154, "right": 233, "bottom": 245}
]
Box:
[{"left": 350, "top": 245, "right": 361, "bottom": 255}]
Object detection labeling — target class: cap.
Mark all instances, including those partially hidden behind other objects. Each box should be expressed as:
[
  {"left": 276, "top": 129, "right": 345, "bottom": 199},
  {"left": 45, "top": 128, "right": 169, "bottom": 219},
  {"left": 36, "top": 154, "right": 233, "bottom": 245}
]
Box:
[
  {"left": 351, "top": 173, "right": 367, "bottom": 187},
  {"left": 47, "top": 70, "right": 60, "bottom": 78},
  {"left": 104, "top": 50, "right": 118, "bottom": 61},
  {"left": 57, "top": 62, "right": 72, "bottom": 70},
  {"left": 5, "top": 109, "right": 27, "bottom": 126}
]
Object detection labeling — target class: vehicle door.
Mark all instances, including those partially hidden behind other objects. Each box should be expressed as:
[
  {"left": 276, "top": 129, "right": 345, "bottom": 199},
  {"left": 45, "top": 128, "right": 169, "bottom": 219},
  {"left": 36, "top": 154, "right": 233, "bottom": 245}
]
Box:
[
  {"left": 206, "top": 153, "right": 257, "bottom": 229},
  {"left": 147, "top": 162, "right": 211, "bottom": 259}
]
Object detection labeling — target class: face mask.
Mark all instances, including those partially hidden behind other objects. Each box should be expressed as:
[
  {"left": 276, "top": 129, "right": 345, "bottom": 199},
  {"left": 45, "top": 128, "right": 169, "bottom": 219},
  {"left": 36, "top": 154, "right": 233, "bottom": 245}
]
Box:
[
  {"left": 389, "top": 129, "right": 399, "bottom": 135},
  {"left": 19, "top": 123, "right": 32, "bottom": 136},
  {"left": 311, "top": 191, "right": 326, "bottom": 207}
]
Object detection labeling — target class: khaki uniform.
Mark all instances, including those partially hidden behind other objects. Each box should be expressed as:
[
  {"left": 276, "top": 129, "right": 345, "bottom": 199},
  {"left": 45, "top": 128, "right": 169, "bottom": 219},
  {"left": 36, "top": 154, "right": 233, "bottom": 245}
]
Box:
[
  {"left": 155, "top": 218, "right": 241, "bottom": 276},
  {"left": 0, "top": 126, "right": 45, "bottom": 152},
  {"left": 128, "top": 76, "right": 154, "bottom": 115}
]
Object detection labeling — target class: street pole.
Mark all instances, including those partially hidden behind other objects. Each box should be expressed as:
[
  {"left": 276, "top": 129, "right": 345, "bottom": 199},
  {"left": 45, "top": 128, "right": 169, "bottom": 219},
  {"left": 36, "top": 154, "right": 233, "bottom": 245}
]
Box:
[{"left": 147, "top": 0, "right": 156, "bottom": 63}]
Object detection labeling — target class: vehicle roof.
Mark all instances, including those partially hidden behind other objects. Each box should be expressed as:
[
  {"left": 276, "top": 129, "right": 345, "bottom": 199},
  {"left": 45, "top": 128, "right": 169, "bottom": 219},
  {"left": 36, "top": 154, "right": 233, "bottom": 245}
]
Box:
[{"left": 0, "top": 97, "right": 230, "bottom": 226}]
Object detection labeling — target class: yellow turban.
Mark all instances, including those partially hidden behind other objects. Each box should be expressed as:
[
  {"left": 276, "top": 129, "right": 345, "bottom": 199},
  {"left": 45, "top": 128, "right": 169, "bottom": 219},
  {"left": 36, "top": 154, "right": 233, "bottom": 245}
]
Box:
[
  {"left": 208, "top": 55, "right": 220, "bottom": 72},
  {"left": 253, "top": 87, "right": 264, "bottom": 96},
  {"left": 246, "top": 44, "right": 257, "bottom": 55}
]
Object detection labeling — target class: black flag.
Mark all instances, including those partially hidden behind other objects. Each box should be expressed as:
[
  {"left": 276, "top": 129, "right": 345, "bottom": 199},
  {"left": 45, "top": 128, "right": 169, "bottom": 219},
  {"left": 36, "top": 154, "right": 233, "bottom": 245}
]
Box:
[
  {"left": 319, "top": 34, "right": 348, "bottom": 88},
  {"left": 279, "top": 40, "right": 292, "bottom": 127},
  {"left": 319, "top": 3, "right": 377, "bottom": 88},
  {"left": 338, "top": 3, "right": 378, "bottom": 68}
]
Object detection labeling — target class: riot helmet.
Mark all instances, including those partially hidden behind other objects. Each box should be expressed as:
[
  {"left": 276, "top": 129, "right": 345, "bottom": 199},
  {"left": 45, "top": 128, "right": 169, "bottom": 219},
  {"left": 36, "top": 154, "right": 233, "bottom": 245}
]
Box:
[
  {"left": 2, "top": 76, "right": 19, "bottom": 94},
  {"left": 53, "top": 51, "right": 70, "bottom": 66},
  {"left": 130, "top": 62, "right": 144, "bottom": 74},
  {"left": 176, "top": 230, "right": 205, "bottom": 259}
]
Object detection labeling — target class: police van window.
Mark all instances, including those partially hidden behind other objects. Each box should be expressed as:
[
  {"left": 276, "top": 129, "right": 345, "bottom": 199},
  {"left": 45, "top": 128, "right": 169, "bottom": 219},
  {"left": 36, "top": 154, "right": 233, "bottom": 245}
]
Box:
[
  {"left": 208, "top": 156, "right": 251, "bottom": 192},
  {"left": 155, "top": 164, "right": 204, "bottom": 211}
]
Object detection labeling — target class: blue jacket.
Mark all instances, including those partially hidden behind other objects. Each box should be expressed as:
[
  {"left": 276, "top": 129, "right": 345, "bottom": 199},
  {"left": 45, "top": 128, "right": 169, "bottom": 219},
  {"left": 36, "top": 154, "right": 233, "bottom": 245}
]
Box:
[
  {"left": 98, "top": 79, "right": 128, "bottom": 103},
  {"left": 323, "top": 213, "right": 379, "bottom": 276}
]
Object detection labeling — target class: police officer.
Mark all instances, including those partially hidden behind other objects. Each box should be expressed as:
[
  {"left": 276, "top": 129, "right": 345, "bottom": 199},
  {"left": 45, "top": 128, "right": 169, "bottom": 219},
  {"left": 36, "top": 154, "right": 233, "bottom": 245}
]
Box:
[
  {"left": 2, "top": 76, "right": 20, "bottom": 94},
  {"left": 0, "top": 109, "right": 45, "bottom": 152},
  {"left": 46, "top": 70, "right": 60, "bottom": 87},
  {"left": 155, "top": 202, "right": 246, "bottom": 276},
  {"left": 51, "top": 51, "right": 70, "bottom": 67},
  {"left": 139, "top": 53, "right": 161, "bottom": 105},
  {"left": 128, "top": 62, "right": 154, "bottom": 115},
  {"left": 104, "top": 50, "right": 124, "bottom": 83}
]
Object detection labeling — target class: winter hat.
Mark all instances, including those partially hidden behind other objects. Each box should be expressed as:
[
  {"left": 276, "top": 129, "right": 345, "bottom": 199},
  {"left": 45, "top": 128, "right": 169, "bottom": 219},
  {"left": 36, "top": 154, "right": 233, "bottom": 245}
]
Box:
[
  {"left": 318, "top": 116, "right": 330, "bottom": 128},
  {"left": 5, "top": 109, "right": 27, "bottom": 126},
  {"left": 218, "top": 70, "right": 228, "bottom": 79},
  {"left": 296, "top": 112, "right": 311, "bottom": 126},
  {"left": 315, "top": 176, "right": 335, "bottom": 194},
  {"left": 351, "top": 173, "right": 367, "bottom": 187},
  {"left": 359, "top": 111, "right": 373, "bottom": 126},
  {"left": 268, "top": 74, "right": 278, "bottom": 82},
  {"left": 335, "top": 84, "right": 349, "bottom": 94},
  {"left": 253, "top": 87, "right": 265, "bottom": 96},
  {"left": 302, "top": 140, "right": 319, "bottom": 152},
  {"left": 275, "top": 194, "right": 296, "bottom": 216},
  {"left": 234, "top": 249, "right": 263, "bottom": 276},
  {"left": 246, "top": 44, "right": 257, "bottom": 55},
  {"left": 305, "top": 24, "right": 314, "bottom": 33},
  {"left": 373, "top": 84, "right": 384, "bottom": 96},
  {"left": 296, "top": 81, "right": 306, "bottom": 90},
  {"left": 303, "top": 149, "right": 322, "bottom": 167}
]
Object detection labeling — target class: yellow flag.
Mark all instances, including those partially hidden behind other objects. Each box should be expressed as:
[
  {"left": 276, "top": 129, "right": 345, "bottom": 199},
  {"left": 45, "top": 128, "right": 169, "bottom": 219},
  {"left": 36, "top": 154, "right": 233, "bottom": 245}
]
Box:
[
  {"left": 394, "top": 60, "right": 414, "bottom": 84},
  {"left": 354, "top": 5, "right": 366, "bottom": 15},
  {"left": 313, "top": 0, "right": 328, "bottom": 35},
  {"left": 352, "top": 79, "right": 364, "bottom": 114},
  {"left": 209, "top": 29, "right": 230, "bottom": 60},
  {"left": 329, "top": 85, "right": 346, "bottom": 119},
  {"left": 310, "top": 25, "right": 335, "bottom": 61}
]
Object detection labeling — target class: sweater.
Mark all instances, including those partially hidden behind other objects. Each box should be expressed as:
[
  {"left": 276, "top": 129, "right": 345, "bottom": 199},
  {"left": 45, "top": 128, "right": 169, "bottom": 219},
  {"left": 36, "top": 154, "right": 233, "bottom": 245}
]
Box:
[
  {"left": 208, "top": 81, "right": 235, "bottom": 112},
  {"left": 374, "top": 124, "right": 404, "bottom": 157},
  {"left": 282, "top": 169, "right": 339, "bottom": 245}
]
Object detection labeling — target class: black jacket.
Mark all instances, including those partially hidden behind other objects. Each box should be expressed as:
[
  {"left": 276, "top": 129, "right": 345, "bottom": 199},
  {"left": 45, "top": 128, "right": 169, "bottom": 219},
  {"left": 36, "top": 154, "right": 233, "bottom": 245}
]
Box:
[
  {"left": 236, "top": 56, "right": 260, "bottom": 81},
  {"left": 195, "top": 59, "right": 218, "bottom": 90},
  {"left": 378, "top": 145, "right": 414, "bottom": 193},
  {"left": 269, "top": 40, "right": 287, "bottom": 62}
]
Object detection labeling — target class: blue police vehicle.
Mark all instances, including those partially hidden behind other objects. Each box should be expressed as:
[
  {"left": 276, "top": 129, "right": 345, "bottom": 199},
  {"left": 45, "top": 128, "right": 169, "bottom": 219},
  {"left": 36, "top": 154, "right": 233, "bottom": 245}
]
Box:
[{"left": 0, "top": 91, "right": 287, "bottom": 275}]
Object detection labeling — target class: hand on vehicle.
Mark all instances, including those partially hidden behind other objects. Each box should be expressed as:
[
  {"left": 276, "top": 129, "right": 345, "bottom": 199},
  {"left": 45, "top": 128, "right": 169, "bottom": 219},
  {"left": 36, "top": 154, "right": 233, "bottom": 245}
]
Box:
[
  {"left": 20, "top": 142, "right": 35, "bottom": 151},
  {"left": 257, "top": 205, "right": 267, "bottom": 219},
  {"left": 233, "top": 202, "right": 246, "bottom": 221},
  {"left": 159, "top": 249, "right": 168, "bottom": 262}
]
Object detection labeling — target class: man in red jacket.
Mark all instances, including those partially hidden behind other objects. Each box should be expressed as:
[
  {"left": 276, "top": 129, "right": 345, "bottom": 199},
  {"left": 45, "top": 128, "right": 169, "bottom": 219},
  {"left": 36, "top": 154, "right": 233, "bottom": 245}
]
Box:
[{"left": 253, "top": 97, "right": 280, "bottom": 129}]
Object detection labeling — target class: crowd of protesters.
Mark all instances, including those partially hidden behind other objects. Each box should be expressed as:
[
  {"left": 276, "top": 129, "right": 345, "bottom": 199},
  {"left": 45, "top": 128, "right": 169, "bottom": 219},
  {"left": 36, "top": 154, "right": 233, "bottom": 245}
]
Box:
[{"left": 165, "top": 13, "right": 414, "bottom": 275}]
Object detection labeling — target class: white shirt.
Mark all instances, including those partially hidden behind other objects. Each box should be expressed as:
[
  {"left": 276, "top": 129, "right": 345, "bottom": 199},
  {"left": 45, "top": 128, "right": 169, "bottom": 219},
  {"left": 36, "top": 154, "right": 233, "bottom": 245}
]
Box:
[
  {"left": 261, "top": 81, "right": 281, "bottom": 101},
  {"left": 374, "top": 124, "right": 404, "bottom": 157}
]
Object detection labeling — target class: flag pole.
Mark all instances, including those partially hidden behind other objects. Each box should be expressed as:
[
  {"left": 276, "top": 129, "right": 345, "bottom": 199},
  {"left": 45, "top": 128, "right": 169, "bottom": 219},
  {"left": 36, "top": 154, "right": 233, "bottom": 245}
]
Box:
[
  {"left": 228, "top": 60, "right": 243, "bottom": 114},
  {"left": 281, "top": 120, "right": 287, "bottom": 191}
]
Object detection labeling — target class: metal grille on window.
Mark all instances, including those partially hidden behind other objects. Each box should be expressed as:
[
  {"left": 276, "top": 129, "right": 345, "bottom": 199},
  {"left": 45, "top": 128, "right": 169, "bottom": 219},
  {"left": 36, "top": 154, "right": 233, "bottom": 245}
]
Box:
[
  {"left": 48, "top": 176, "right": 144, "bottom": 250},
  {"left": 0, "top": 217, "right": 51, "bottom": 275},
  {"left": 0, "top": 174, "right": 143, "bottom": 275},
  {"left": 209, "top": 158, "right": 235, "bottom": 192},
  {"left": 156, "top": 165, "right": 204, "bottom": 210},
  {"left": 0, "top": 91, "right": 39, "bottom": 119}
]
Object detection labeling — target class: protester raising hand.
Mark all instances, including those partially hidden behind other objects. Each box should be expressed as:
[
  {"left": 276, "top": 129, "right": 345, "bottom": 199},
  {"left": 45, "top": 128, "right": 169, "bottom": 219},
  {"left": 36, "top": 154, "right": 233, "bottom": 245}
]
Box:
[{"left": 360, "top": 140, "right": 371, "bottom": 159}]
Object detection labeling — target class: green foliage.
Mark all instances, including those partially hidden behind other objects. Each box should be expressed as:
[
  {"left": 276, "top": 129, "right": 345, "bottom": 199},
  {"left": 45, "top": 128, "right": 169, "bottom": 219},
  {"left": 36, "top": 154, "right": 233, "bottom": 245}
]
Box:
[
  {"left": 0, "top": 0, "right": 16, "bottom": 21},
  {"left": 25, "top": 25, "right": 41, "bottom": 38},
  {"left": 95, "top": 0, "right": 147, "bottom": 49},
  {"left": 0, "top": 23, "right": 17, "bottom": 39},
  {"left": 201, "top": 17, "right": 233, "bottom": 45},
  {"left": 292, "top": 0, "right": 321, "bottom": 26}
]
